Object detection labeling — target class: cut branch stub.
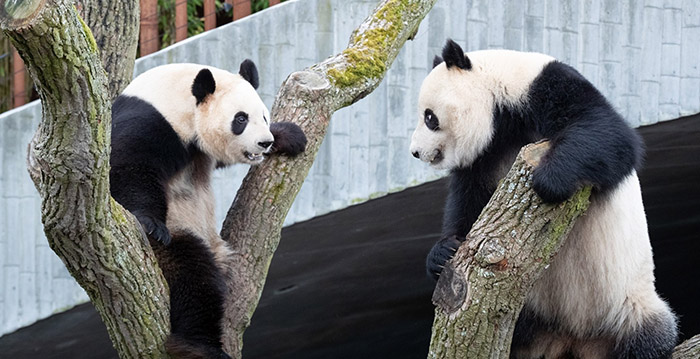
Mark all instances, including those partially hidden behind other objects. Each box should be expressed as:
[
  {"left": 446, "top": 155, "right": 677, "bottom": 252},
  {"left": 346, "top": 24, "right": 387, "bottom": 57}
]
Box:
[{"left": 429, "top": 141, "right": 591, "bottom": 359}]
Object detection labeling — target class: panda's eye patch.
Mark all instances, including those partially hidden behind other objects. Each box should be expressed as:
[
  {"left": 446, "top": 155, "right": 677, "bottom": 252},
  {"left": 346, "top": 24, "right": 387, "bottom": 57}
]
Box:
[
  {"left": 424, "top": 109, "right": 439, "bottom": 131},
  {"left": 232, "top": 111, "right": 249, "bottom": 135}
]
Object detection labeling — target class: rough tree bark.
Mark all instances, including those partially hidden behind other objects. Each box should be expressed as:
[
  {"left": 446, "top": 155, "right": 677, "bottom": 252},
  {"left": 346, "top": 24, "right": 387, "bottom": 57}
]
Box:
[
  {"left": 79, "top": 0, "right": 140, "bottom": 99},
  {"left": 673, "top": 334, "right": 700, "bottom": 359},
  {"left": 428, "top": 141, "right": 591, "bottom": 358},
  {"left": 0, "top": 1, "right": 170, "bottom": 358},
  {"left": 218, "top": 0, "right": 438, "bottom": 355}
]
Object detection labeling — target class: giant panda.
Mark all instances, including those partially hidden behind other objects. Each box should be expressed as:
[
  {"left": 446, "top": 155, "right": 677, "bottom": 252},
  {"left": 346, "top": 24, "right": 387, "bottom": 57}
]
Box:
[
  {"left": 109, "top": 60, "right": 306, "bottom": 358},
  {"left": 410, "top": 40, "right": 677, "bottom": 359}
]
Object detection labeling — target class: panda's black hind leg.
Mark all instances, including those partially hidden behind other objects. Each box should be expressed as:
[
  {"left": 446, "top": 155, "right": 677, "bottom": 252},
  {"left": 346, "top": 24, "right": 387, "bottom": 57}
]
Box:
[
  {"left": 612, "top": 311, "right": 677, "bottom": 359},
  {"left": 152, "top": 232, "right": 229, "bottom": 359}
]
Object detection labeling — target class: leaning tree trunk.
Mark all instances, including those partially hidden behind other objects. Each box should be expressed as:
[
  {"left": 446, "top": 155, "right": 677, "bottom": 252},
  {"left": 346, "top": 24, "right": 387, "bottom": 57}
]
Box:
[
  {"left": 218, "top": 0, "right": 438, "bottom": 355},
  {"left": 428, "top": 141, "right": 592, "bottom": 358},
  {"left": 0, "top": 2, "right": 171, "bottom": 358}
]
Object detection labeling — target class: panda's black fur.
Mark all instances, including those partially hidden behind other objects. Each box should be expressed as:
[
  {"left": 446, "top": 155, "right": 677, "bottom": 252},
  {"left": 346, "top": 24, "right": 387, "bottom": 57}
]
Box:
[
  {"left": 414, "top": 40, "right": 677, "bottom": 359},
  {"left": 110, "top": 60, "right": 306, "bottom": 358}
]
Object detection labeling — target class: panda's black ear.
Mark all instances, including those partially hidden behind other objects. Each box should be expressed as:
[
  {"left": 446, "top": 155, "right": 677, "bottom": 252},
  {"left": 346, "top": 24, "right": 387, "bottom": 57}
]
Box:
[
  {"left": 192, "top": 69, "right": 216, "bottom": 105},
  {"left": 239, "top": 59, "right": 259, "bottom": 89},
  {"left": 432, "top": 55, "right": 444, "bottom": 69},
  {"left": 442, "top": 39, "right": 471, "bottom": 70}
]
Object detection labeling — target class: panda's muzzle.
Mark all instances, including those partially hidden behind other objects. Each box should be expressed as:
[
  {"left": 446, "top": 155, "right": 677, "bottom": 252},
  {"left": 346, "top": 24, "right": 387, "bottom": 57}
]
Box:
[{"left": 412, "top": 148, "right": 443, "bottom": 165}]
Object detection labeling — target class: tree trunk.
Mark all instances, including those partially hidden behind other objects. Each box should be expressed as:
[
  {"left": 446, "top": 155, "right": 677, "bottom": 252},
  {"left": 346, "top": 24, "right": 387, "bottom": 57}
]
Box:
[
  {"left": 0, "top": 2, "right": 170, "bottom": 358},
  {"left": 218, "top": 0, "right": 438, "bottom": 355},
  {"left": 80, "top": 0, "right": 140, "bottom": 100},
  {"left": 428, "top": 142, "right": 592, "bottom": 358}
]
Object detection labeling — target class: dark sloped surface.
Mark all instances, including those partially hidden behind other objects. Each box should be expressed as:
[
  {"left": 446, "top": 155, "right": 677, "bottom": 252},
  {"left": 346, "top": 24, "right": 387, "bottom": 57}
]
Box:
[{"left": 1, "top": 114, "right": 698, "bottom": 358}]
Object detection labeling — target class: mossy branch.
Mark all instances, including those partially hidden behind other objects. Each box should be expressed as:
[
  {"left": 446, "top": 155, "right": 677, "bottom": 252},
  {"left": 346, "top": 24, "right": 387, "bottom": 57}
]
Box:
[
  {"left": 428, "top": 141, "right": 592, "bottom": 359},
  {"left": 218, "top": 0, "right": 438, "bottom": 356}
]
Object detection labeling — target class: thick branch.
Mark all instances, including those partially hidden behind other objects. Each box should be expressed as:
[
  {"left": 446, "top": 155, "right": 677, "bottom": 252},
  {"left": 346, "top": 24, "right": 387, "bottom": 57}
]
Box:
[
  {"left": 428, "top": 142, "right": 592, "bottom": 358},
  {"left": 218, "top": 0, "right": 438, "bottom": 356},
  {"left": 1, "top": 2, "right": 169, "bottom": 358},
  {"left": 80, "top": 0, "right": 140, "bottom": 99}
]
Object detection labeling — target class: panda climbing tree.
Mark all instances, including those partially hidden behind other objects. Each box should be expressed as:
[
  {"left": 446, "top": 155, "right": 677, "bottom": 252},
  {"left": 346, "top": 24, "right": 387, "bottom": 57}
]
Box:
[
  {"left": 3, "top": 1, "right": 700, "bottom": 359},
  {"left": 1, "top": 0, "right": 438, "bottom": 358}
]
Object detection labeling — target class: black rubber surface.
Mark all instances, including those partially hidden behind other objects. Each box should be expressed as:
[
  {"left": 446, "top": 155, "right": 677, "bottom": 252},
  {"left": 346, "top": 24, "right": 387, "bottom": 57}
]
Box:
[{"left": 0, "top": 115, "right": 698, "bottom": 358}]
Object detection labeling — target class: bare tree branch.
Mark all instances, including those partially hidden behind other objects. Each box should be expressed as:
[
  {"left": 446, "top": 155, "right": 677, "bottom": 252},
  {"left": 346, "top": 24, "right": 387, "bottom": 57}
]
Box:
[
  {"left": 428, "top": 141, "right": 592, "bottom": 358},
  {"left": 218, "top": 0, "right": 438, "bottom": 355}
]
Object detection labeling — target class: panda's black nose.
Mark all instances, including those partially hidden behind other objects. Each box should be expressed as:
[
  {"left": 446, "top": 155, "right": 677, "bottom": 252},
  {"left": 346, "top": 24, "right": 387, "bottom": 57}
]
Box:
[
  {"left": 412, "top": 151, "right": 420, "bottom": 159},
  {"left": 258, "top": 141, "right": 273, "bottom": 150}
]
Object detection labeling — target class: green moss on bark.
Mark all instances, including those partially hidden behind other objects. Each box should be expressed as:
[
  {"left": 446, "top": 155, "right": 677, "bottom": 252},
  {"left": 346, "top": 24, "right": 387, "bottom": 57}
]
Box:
[{"left": 327, "top": 0, "right": 419, "bottom": 87}]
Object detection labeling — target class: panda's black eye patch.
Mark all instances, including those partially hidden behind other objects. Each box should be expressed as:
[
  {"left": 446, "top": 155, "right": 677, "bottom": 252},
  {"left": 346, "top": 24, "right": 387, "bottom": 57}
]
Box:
[
  {"left": 424, "top": 109, "right": 439, "bottom": 131},
  {"left": 232, "top": 111, "right": 249, "bottom": 135}
]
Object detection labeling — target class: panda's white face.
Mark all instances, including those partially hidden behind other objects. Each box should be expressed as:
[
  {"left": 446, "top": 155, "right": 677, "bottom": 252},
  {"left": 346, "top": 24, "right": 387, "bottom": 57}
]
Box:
[
  {"left": 410, "top": 61, "right": 495, "bottom": 170},
  {"left": 194, "top": 78, "right": 273, "bottom": 166},
  {"left": 410, "top": 47, "right": 555, "bottom": 170}
]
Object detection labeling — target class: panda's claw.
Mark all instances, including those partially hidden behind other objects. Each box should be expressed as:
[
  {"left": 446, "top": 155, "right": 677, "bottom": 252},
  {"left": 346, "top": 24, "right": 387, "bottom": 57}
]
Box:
[
  {"left": 134, "top": 213, "right": 172, "bottom": 246},
  {"left": 426, "top": 235, "right": 464, "bottom": 281}
]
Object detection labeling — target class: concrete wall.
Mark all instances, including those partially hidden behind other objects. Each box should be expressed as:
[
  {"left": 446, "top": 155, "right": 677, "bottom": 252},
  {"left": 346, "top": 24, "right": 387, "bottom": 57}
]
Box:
[{"left": 1, "top": 0, "right": 699, "bottom": 336}]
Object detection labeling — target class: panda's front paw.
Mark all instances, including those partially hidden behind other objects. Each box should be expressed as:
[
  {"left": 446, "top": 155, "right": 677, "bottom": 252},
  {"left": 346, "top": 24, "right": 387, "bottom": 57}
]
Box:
[
  {"left": 270, "top": 122, "right": 307, "bottom": 156},
  {"left": 532, "top": 163, "right": 578, "bottom": 203},
  {"left": 426, "top": 235, "right": 463, "bottom": 281},
  {"left": 133, "top": 212, "right": 172, "bottom": 245}
]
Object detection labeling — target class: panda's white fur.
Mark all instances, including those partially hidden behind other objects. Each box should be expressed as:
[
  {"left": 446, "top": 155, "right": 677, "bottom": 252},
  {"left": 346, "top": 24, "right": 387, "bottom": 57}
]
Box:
[
  {"left": 411, "top": 49, "right": 554, "bottom": 169},
  {"left": 413, "top": 40, "right": 677, "bottom": 358}
]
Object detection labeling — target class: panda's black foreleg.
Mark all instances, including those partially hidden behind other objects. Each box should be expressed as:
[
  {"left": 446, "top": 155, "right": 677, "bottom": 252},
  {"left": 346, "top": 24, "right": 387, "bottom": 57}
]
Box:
[
  {"left": 427, "top": 166, "right": 498, "bottom": 281},
  {"left": 533, "top": 118, "right": 643, "bottom": 203},
  {"left": 612, "top": 312, "right": 677, "bottom": 359},
  {"left": 110, "top": 164, "right": 173, "bottom": 245},
  {"left": 152, "top": 232, "right": 230, "bottom": 359}
]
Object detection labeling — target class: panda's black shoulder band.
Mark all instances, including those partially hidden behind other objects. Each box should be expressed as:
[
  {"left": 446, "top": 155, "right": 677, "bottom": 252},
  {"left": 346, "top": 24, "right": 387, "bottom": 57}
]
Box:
[{"left": 442, "top": 39, "right": 471, "bottom": 70}]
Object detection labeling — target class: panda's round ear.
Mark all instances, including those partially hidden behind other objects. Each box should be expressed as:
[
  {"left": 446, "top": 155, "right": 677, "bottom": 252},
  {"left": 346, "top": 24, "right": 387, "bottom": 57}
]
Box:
[
  {"left": 442, "top": 39, "right": 471, "bottom": 70},
  {"left": 432, "top": 55, "right": 444, "bottom": 69},
  {"left": 239, "top": 59, "right": 259, "bottom": 89},
  {"left": 192, "top": 69, "right": 216, "bottom": 105}
]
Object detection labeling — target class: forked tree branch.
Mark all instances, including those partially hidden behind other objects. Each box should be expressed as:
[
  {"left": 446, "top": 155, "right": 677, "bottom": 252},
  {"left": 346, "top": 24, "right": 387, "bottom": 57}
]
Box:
[{"left": 218, "top": 0, "right": 438, "bottom": 355}]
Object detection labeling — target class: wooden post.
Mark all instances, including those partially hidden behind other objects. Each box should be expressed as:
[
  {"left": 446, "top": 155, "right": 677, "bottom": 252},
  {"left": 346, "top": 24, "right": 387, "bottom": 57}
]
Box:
[
  {"left": 269, "top": 0, "right": 280, "bottom": 5},
  {"left": 12, "top": 48, "right": 26, "bottom": 107},
  {"left": 233, "top": 0, "right": 251, "bottom": 21},
  {"left": 175, "top": 0, "right": 188, "bottom": 42},
  {"left": 139, "top": 0, "right": 159, "bottom": 55},
  {"left": 204, "top": 0, "right": 216, "bottom": 31}
]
